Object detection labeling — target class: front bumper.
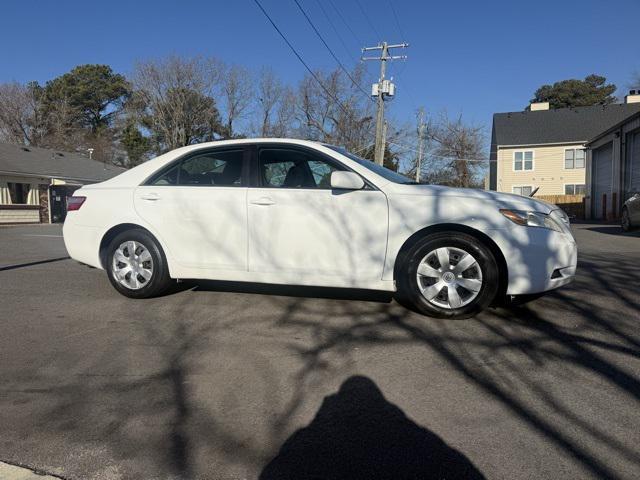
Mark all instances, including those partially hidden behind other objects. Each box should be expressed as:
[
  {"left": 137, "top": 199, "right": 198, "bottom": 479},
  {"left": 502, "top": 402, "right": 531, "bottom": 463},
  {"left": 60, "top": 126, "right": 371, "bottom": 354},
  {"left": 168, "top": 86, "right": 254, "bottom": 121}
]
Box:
[{"left": 493, "top": 227, "right": 577, "bottom": 296}]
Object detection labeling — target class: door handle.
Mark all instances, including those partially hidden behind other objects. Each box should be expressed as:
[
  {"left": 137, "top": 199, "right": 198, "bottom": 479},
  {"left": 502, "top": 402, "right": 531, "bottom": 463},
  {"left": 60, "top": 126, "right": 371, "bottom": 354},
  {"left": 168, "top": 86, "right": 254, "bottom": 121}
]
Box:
[
  {"left": 140, "top": 193, "right": 161, "bottom": 201},
  {"left": 250, "top": 197, "right": 276, "bottom": 206}
]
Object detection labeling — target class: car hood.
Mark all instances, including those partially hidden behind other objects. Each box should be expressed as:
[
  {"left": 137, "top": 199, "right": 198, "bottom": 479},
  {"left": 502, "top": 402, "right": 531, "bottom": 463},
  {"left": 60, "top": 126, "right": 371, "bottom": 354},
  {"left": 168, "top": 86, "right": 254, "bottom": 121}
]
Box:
[{"left": 386, "top": 184, "right": 557, "bottom": 214}]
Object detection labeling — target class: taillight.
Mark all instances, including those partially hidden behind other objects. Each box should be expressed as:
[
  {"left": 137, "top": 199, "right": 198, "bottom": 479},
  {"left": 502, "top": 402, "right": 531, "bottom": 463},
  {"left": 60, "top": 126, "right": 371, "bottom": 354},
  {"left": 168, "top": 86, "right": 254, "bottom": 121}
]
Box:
[{"left": 67, "top": 196, "right": 86, "bottom": 211}]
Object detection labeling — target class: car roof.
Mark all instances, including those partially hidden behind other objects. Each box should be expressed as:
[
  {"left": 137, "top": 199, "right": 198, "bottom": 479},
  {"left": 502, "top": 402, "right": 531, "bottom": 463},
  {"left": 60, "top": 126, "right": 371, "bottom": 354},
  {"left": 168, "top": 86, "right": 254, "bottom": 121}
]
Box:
[{"left": 86, "top": 138, "right": 391, "bottom": 189}]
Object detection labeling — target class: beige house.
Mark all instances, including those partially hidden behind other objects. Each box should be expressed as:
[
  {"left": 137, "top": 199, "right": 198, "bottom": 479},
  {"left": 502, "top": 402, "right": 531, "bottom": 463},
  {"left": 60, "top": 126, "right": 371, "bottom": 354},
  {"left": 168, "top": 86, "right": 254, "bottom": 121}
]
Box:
[
  {"left": 0, "top": 142, "right": 125, "bottom": 224},
  {"left": 489, "top": 100, "right": 640, "bottom": 197}
]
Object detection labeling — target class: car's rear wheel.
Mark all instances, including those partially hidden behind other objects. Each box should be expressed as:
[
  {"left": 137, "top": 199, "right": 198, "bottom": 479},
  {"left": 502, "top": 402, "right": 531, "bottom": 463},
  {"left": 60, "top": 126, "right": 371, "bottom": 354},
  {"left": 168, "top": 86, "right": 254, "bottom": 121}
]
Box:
[
  {"left": 621, "top": 207, "right": 632, "bottom": 232},
  {"left": 106, "top": 229, "right": 171, "bottom": 298},
  {"left": 396, "top": 232, "right": 499, "bottom": 319}
]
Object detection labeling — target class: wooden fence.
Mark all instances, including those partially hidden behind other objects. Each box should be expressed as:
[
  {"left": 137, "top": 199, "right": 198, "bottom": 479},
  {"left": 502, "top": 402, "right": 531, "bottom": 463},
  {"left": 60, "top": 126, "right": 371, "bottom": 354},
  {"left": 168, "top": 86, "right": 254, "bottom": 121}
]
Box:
[{"left": 536, "top": 194, "right": 585, "bottom": 219}]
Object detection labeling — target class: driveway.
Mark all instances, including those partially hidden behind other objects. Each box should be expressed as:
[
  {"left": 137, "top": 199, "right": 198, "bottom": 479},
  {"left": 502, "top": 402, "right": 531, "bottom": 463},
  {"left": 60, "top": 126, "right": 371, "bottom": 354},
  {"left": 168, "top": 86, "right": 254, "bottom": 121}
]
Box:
[{"left": 0, "top": 223, "right": 639, "bottom": 479}]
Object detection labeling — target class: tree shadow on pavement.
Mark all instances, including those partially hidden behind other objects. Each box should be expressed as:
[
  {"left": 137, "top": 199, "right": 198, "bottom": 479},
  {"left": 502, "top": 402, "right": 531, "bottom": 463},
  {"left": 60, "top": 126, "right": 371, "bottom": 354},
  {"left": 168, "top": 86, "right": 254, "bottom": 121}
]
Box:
[
  {"left": 8, "top": 229, "right": 640, "bottom": 479},
  {"left": 260, "top": 375, "right": 484, "bottom": 480}
]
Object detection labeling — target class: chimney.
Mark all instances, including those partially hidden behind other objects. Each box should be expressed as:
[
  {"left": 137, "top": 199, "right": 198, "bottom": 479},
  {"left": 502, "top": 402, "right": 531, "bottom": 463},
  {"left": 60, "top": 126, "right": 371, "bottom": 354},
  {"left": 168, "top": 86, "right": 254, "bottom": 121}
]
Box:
[
  {"left": 625, "top": 89, "right": 640, "bottom": 104},
  {"left": 529, "top": 101, "right": 550, "bottom": 111}
]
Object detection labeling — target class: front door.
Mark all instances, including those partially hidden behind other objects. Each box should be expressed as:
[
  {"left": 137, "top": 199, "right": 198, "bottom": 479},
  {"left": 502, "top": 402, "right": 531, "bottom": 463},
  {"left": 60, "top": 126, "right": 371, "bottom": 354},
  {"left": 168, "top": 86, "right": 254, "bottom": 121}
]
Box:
[
  {"left": 134, "top": 147, "right": 249, "bottom": 270},
  {"left": 247, "top": 145, "right": 388, "bottom": 286}
]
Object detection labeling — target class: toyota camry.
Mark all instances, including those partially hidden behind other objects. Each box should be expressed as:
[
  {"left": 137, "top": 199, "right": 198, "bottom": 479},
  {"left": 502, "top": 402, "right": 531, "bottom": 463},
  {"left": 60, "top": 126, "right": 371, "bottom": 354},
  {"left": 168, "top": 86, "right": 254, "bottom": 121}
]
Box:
[{"left": 63, "top": 138, "right": 577, "bottom": 319}]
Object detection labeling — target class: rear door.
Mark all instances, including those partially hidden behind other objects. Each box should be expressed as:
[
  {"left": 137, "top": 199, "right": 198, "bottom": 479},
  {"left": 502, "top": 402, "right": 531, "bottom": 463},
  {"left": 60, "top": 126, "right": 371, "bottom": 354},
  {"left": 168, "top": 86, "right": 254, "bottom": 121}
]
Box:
[
  {"left": 246, "top": 145, "right": 388, "bottom": 286},
  {"left": 134, "top": 147, "right": 249, "bottom": 270}
]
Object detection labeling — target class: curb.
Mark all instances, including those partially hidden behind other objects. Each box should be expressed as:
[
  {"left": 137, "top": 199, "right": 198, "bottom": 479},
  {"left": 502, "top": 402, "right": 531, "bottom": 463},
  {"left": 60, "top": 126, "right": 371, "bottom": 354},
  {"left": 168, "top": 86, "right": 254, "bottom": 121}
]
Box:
[{"left": 0, "top": 460, "right": 68, "bottom": 480}]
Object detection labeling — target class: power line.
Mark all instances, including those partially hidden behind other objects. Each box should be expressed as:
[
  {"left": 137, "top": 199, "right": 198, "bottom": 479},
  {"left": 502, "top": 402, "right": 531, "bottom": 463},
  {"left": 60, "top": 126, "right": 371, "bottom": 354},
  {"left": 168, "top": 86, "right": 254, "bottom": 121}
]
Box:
[
  {"left": 312, "top": 0, "right": 360, "bottom": 65},
  {"left": 327, "top": 0, "right": 363, "bottom": 46},
  {"left": 387, "top": 0, "right": 407, "bottom": 42},
  {"left": 377, "top": 1, "right": 422, "bottom": 123},
  {"left": 387, "top": 141, "right": 493, "bottom": 163},
  {"left": 355, "top": 0, "right": 382, "bottom": 40},
  {"left": 293, "top": 0, "right": 372, "bottom": 101},
  {"left": 251, "top": 0, "right": 355, "bottom": 118}
]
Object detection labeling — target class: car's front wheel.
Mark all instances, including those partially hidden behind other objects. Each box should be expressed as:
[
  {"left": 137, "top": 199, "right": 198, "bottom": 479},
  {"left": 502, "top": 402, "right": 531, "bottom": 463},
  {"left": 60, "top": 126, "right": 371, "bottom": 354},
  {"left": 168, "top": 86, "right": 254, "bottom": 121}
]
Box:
[
  {"left": 106, "top": 229, "right": 172, "bottom": 298},
  {"left": 396, "top": 232, "right": 499, "bottom": 319}
]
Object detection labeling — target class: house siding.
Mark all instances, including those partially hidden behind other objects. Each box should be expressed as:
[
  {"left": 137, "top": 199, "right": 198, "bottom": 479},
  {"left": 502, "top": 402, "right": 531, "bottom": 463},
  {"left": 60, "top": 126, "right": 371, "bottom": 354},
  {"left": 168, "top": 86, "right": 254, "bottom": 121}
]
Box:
[
  {"left": 0, "top": 206, "right": 40, "bottom": 223},
  {"left": 585, "top": 114, "right": 640, "bottom": 219},
  {"left": 496, "top": 143, "right": 587, "bottom": 195},
  {"left": 0, "top": 175, "right": 49, "bottom": 224}
]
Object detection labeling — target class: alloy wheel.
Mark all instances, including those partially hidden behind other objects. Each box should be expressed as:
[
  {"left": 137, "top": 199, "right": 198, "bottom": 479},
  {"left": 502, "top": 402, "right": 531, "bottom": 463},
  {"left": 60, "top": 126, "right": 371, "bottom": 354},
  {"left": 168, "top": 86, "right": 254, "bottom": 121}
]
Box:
[{"left": 416, "top": 246, "right": 483, "bottom": 309}]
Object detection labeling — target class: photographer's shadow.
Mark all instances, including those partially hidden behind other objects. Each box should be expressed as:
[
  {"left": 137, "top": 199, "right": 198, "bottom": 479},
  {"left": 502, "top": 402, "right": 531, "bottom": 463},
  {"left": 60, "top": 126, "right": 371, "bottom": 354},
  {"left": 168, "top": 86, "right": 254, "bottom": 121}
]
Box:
[{"left": 260, "top": 376, "right": 485, "bottom": 480}]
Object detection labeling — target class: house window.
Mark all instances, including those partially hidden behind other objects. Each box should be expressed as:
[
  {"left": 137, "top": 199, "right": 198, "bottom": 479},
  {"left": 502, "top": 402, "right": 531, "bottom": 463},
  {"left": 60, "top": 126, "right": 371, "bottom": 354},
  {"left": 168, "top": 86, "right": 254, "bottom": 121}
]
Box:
[
  {"left": 565, "top": 149, "right": 585, "bottom": 169},
  {"left": 565, "top": 184, "right": 586, "bottom": 195},
  {"left": 7, "top": 182, "right": 31, "bottom": 204},
  {"left": 513, "top": 186, "right": 533, "bottom": 196},
  {"left": 514, "top": 151, "right": 533, "bottom": 171}
]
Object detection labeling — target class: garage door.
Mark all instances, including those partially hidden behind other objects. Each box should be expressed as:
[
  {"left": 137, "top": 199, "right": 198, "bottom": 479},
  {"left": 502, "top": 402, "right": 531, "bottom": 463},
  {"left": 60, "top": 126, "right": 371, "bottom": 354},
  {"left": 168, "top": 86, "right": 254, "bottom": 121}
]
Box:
[
  {"left": 625, "top": 130, "right": 640, "bottom": 199},
  {"left": 592, "top": 143, "right": 613, "bottom": 219}
]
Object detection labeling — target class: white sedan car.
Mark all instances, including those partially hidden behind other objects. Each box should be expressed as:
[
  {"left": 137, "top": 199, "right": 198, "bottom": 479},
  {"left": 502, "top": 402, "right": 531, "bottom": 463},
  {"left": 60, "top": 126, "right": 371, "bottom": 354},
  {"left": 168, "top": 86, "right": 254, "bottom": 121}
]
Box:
[{"left": 63, "top": 138, "right": 577, "bottom": 318}]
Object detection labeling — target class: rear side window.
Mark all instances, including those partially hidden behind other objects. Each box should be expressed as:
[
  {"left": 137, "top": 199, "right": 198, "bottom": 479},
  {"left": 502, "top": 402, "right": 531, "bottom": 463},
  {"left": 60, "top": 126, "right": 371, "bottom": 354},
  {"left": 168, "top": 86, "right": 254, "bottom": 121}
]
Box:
[{"left": 149, "top": 149, "right": 245, "bottom": 186}]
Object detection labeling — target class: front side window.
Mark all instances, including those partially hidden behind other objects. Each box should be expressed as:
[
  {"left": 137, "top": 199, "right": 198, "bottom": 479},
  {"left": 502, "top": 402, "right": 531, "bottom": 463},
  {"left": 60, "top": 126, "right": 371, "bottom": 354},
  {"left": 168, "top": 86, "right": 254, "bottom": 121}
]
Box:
[
  {"left": 150, "top": 149, "right": 245, "bottom": 186},
  {"left": 514, "top": 151, "right": 533, "bottom": 171},
  {"left": 513, "top": 185, "right": 533, "bottom": 196},
  {"left": 7, "top": 182, "right": 30, "bottom": 204},
  {"left": 259, "top": 148, "right": 343, "bottom": 189},
  {"left": 565, "top": 149, "right": 585, "bottom": 169},
  {"left": 565, "top": 184, "right": 586, "bottom": 195}
]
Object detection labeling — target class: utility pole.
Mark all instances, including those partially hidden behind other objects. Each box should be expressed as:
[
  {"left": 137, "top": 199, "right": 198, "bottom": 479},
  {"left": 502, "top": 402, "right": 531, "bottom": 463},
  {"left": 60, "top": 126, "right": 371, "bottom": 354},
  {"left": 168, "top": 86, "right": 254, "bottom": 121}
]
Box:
[
  {"left": 416, "top": 107, "right": 425, "bottom": 182},
  {"left": 362, "top": 41, "right": 408, "bottom": 165},
  {"left": 382, "top": 120, "right": 388, "bottom": 167}
]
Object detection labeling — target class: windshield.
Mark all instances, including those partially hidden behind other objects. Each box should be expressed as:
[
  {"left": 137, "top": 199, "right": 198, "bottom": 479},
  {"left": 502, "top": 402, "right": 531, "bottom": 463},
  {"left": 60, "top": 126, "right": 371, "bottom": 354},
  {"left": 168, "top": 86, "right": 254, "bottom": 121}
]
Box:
[{"left": 326, "top": 146, "right": 416, "bottom": 184}]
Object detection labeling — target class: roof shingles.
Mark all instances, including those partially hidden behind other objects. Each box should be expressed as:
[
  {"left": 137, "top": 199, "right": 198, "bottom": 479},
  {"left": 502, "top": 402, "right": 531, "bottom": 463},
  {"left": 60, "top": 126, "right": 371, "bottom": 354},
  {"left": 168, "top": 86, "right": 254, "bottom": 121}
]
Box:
[
  {"left": 0, "top": 142, "right": 125, "bottom": 182},
  {"left": 492, "top": 103, "right": 640, "bottom": 146}
]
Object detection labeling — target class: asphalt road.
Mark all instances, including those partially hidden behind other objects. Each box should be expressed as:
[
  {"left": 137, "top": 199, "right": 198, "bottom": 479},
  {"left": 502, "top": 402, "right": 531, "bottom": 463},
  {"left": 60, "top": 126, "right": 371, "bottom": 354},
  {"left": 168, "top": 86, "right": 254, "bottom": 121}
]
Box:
[{"left": 0, "top": 223, "right": 639, "bottom": 480}]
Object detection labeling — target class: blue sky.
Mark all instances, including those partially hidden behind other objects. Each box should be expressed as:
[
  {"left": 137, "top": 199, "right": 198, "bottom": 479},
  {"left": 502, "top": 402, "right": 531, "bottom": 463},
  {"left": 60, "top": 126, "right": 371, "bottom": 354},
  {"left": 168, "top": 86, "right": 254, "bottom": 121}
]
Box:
[{"left": 1, "top": 0, "right": 638, "bottom": 135}]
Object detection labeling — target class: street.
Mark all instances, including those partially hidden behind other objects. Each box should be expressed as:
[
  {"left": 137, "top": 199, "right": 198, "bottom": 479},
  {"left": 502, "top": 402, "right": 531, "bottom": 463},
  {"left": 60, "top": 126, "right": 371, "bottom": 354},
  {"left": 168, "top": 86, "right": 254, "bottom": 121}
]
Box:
[{"left": 1, "top": 223, "right": 639, "bottom": 479}]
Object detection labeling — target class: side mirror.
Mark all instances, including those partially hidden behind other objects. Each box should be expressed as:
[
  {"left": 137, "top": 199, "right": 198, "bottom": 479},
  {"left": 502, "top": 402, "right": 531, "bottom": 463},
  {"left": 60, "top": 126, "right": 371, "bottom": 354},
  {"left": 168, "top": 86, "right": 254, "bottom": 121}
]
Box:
[{"left": 330, "top": 171, "right": 365, "bottom": 190}]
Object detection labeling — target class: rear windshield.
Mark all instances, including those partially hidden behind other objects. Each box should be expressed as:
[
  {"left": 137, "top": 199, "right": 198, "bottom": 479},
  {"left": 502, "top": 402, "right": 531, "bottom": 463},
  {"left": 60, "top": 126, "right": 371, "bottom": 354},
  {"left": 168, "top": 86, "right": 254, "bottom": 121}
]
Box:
[{"left": 326, "top": 146, "right": 415, "bottom": 184}]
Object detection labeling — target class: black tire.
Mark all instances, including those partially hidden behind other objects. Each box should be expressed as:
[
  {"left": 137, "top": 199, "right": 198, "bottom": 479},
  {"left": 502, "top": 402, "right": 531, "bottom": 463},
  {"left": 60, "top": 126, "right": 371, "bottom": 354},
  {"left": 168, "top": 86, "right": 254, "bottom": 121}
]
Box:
[
  {"left": 396, "top": 232, "right": 500, "bottom": 319},
  {"left": 105, "top": 228, "right": 172, "bottom": 299},
  {"left": 621, "top": 207, "right": 632, "bottom": 232}
]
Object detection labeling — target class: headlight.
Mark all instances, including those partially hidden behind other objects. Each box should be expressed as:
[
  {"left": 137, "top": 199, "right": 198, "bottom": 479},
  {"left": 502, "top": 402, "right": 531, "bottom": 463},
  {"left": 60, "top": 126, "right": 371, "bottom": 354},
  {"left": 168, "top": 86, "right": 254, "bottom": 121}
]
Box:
[{"left": 499, "top": 209, "right": 564, "bottom": 232}]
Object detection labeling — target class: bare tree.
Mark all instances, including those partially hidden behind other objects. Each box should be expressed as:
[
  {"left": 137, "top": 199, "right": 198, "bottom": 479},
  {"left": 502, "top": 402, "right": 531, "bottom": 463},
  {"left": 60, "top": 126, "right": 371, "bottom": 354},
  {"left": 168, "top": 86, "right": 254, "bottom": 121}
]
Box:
[
  {"left": 220, "top": 64, "right": 253, "bottom": 138},
  {"left": 132, "top": 56, "right": 224, "bottom": 152},
  {"left": 426, "top": 112, "right": 486, "bottom": 188},
  {"left": 257, "top": 67, "right": 283, "bottom": 137},
  {"left": 270, "top": 86, "right": 297, "bottom": 138},
  {"left": 40, "top": 93, "right": 84, "bottom": 151},
  {"left": 0, "top": 82, "right": 43, "bottom": 145},
  {"left": 295, "top": 66, "right": 374, "bottom": 151}
]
